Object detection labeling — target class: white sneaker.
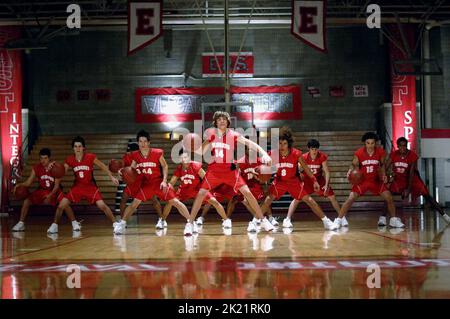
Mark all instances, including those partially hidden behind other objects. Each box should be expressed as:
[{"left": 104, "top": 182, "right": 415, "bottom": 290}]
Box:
[
  {"left": 222, "top": 218, "right": 232, "bottom": 229},
  {"left": 196, "top": 216, "right": 204, "bottom": 225},
  {"left": 163, "top": 220, "right": 168, "bottom": 228},
  {"left": 333, "top": 218, "right": 342, "bottom": 228},
  {"left": 268, "top": 216, "right": 279, "bottom": 226},
  {"left": 47, "top": 223, "right": 58, "bottom": 234},
  {"left": 223, "top": 228, "right": 232, "bottom": 236},
  {"left": 323, "top": 218, "right": 338, "bottom": 231},
  {"left": 12, "top": 221, "right": 25, "bottom": 232},
  {"left": 261, "top": 218, "right": 275, "bottom": 232},
  {"left": 247, "top": 221, "right": 258, "bottom": 233},
  {"left": 113, "top": 220, "right": 126, "bottom": 235},
  {"left": 442, "top": 214, "right": 450, "bottom": 224},
  {"left": 282, "top": 218, "right": 293, "bottom": 228},
  {"left": 252, "top": 217, "right": 261, "bottom": 225},
  {"left": 378, "top": 216, "right": 387, "bottom": 227},
  {"left": 341, "top": 216, "right": 349, "bottom": 227},
  {"left": 72, "top": 220, "right": 81, "bottom": 232},
  {"left": 389, "top": 217, "right": 405, "bottom": 228},
  {"left": 184, "top": 222, "right": 193, "bottom": 236},
  {"left": 155, "top": 218, "right": 164, "bottom": 229}
]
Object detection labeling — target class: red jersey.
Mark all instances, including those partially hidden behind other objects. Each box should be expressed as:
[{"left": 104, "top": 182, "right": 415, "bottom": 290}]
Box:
[
  {"left": 33, "top": 163, "right": 55, "bottom": 190},
  {"left": 173, "top": 161, "right": 203, "bottom": 192},
  {"left": 130, "top": 148, "right": 163, "bottom": 182},
  {"left": 270, "top": 147, "right": 302, "bottom": 181},
  {"left": 65, "top": 153, "right": 97, "bottom": 185},
  {"left": 390, "top": 150, "right": 419, "bottom": 182},
  {"left": 301, "top": 151, "right": 328, "bottom": 178},
  {"left": 205, "top": 128, "right": 240, "bottom": 172},
  {"left": 354, "top": 146, "right": 386, "bottom": 181},
  {"left": 122, "top": 152, "right": 133, "bottom": 167},
  {"left": 237, "top": 155, "right": 261, "bottom": 187}
]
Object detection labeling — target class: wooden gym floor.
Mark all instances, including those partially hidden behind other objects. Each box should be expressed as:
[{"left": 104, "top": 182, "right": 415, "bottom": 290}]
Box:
[{"left": 1, "top": 209, "right": 450, "bottom": 299}]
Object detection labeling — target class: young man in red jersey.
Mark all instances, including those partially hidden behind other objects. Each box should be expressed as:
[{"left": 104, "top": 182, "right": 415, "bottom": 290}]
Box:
[
  {"left": 292, "top": 139, "right": 341, "bottom": 212},
  {"left": 47, "top": 136, "right": 120, "bottom": 233},
  {"left": 226, "top": 143, "right": 277, "bottom": 228},
  {"left": 260, "top": 127, "right": 338, "bottom": 231},
  {"left": 12, "top": 148, "right": 76, "bottom": 232},
  {"left": 161, "top": 149, "right": 230, "bottom": 231},
  {"left": 114, "top": 130, "right": 193, "bottom": 235},
  {"left": 382, "top": 137, "right": 450, "bottom": 225},
  {"left": 334, "top": 132, "right": 404, "bottom": 228},
  {"left": 189, "top": 111, "right": 275, "bottom": 232},
  {"left": 119, "top": 142, "right": 163, "bottom": 224}
]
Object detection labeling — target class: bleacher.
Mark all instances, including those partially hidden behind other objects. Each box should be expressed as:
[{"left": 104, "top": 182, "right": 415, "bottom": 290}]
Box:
[{"left": 10, "top": 131, "right": 396, "bottom": 214}]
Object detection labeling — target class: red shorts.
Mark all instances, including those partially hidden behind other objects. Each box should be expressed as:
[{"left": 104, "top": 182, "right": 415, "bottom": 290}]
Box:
[
  {"left": 212, "top": 184, "right": 238, "bottom": 203},
  {"left": 269, "top": 178, "right": 308, "bottom": 200},
  {"left": 389, "top": 175, "right": 429, "bottom": 200},
  {"left": 28, "top": 189, "right": 63, "bottom": 206},
  {"left": 351, "top": 179, "right": 388, "bottom": 196},
  {"left": 303, "top": 175, "right": 335, "bottom": 197},
  {"left": 200, "top": 169, "right": 247, "bottom": 193},
  {"left": 135, "top": 180, "right": 176, "bottom": 202},
  {"left": 124, "top": 180, "right": 142, "bottom": 198},
  {"left": 176, "top": 188, "right": 214, "bottom": 203},
  {"left": 236, "top": 183, "right": 265, "bottom": 202},
  {"left": 65, "top": 184, "right": 103, "bottom": 204}
]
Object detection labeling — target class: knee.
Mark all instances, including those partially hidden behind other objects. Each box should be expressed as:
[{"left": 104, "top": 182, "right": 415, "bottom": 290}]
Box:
[{"left": 58, "top": 199, "right": 68, "bottom": 209}]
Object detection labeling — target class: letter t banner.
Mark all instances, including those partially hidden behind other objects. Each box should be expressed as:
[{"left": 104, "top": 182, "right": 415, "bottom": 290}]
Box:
[
  {"left": 128, "top": 1, "right": 162, "bottom": 55},
  {"left": 388, "top": 24, "right": 418, "bottom": 152},
  {"left": 291, "top": 0, "right": 327, "bottom": 53}
]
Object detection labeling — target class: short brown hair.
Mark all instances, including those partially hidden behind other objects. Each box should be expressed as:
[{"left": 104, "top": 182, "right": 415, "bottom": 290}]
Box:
[
  {"left": 279, "top": 126, "right": 294, "bottom": 148},
  {"left": 212, "top": 111, "right": 231, "bottom": 128}
]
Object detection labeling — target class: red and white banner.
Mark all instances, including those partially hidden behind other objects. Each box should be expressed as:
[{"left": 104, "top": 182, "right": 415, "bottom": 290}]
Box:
[
  {"left": 128, "top": 1, "right": 162, "bottom": 55},
  {"left": 135, "top": 85, "right": 301, "bottom": 123},
  {"left": 291, "top": 0, "right": 327, "bottom": 52},
  {"left": 388, "top": 25, "right": 417, "bottom": 153},
  {"left": 0, "top": 27, "right": 23, "bottom": 211},
  {"left": 202, "top": 52, "right": 254, "bottom": 78}
]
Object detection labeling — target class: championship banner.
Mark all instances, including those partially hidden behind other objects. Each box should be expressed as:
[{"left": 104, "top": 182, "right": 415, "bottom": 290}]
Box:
[
  {"left": 135, "top": 85, "right": 301, "bottom": 123},
  {"left": 0, "top": 27, "right": 22, "bottom": 212},
  {"left": 291, "top": 0, "right": 327, "bottom": 52},
  {"left": 388, "top": 25, "right": 417, "bottom": 152},
  {"left": 202, "top": 52, "right": 254, "bottom": 78},
  {"left": 128, "top": 0, "right": 162, "bottom": 55}
]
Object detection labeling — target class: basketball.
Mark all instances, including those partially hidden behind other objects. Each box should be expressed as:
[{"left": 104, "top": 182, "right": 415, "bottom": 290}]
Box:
[
  {"left": 348, "top": 169, "right": 364, "bottom": 185},
  {"left": 182, "top": 133, "right": 202, "bottom": 152},
  {"left": 109, "top": 159, "right": 124, "bottom": 173},
  {"left": 122, "top": 166, "right": 138, "bottom": 184},
  {"left": 14, "top": 185, "right": 29, "bottom": 200},
  {"left": 50, "top": 162, "right": 66, "bottom": 178},
  {"left": 256, "top": 165, "right": 274, "bottom": 183}
]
